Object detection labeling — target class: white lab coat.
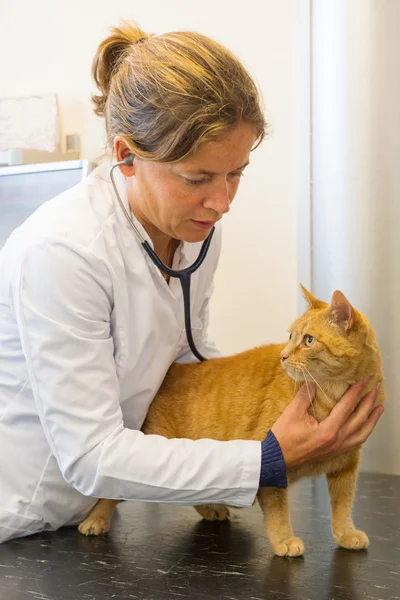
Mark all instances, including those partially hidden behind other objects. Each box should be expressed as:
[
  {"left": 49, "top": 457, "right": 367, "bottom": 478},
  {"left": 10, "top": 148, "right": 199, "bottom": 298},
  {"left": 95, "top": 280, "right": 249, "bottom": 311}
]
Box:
[{"left": 0, "top": 162, "right": 261, "bottom": 543}]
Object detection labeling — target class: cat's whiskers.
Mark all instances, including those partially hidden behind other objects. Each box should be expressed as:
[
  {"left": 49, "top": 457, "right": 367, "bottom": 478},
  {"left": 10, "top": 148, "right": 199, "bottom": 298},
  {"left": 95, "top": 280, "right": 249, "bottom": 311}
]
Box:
[
  {"left": 293, "top": 367, "right": 298, "bottom": 397},
  {"left": 289, "top": 360, "right": 307, "bottom": 377},
  {"left": 301, "top": 368, "right": 317, "bottom": 419},
  {"left": 302, "top": 366, "right": 334, "bottom": 409}
]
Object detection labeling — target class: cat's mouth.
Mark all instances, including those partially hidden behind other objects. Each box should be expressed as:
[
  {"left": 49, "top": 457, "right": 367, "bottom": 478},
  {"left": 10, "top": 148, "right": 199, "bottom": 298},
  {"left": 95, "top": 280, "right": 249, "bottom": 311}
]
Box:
[{"left": 283, "top": 366, "right": 306, "bottom": 382}]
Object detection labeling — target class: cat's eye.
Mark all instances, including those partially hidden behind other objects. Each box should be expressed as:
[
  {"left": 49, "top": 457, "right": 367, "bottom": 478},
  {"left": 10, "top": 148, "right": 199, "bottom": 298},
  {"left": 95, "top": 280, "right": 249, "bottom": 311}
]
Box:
[
  {"left": 289, "top": 333, "right": 292, "bottom": 340},
  {"left": 304, "top": 335, "right": 315, "bottom": 347}
]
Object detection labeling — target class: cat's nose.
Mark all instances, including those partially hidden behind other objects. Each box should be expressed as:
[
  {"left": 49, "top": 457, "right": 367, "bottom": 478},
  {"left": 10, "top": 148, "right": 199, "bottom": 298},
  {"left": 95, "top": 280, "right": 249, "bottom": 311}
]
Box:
[{"left": 280, "top": 352, "right": 288, "bottom": 363}]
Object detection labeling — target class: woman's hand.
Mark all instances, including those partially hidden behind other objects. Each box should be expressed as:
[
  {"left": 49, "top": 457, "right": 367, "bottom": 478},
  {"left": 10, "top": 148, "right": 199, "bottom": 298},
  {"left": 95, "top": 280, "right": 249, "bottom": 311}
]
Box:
[{"left": 271, "top": 381, "right": 383, "bottom": 469}]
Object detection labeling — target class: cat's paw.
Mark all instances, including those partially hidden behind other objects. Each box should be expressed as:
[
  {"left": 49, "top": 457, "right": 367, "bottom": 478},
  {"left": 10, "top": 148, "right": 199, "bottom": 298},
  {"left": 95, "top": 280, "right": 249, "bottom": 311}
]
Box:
[
  {"left": 335, "top": 530, "right": 369, "bottom": 550},
  {"left": 194, "top": 504, "right": 230, "bottom": 521},
  {"left": 274, "top": 537, "right": 305, "bottom": 557},
  {"left": 78, "top": 516, "right": 111, "bottom": 536}
]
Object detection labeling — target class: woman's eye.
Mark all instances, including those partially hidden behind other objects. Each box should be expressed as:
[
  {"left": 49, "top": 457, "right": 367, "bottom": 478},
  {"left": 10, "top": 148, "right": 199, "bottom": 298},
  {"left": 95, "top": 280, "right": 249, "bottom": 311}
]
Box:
[
  {"left": 184, "top": 172, "right": 243, "bottom": 186},
  {"left": 185, "top": 178, "right": 208, "bottom": 186},
  {"left": 304, "top": 335, "right": 315, "bottom": 347}
]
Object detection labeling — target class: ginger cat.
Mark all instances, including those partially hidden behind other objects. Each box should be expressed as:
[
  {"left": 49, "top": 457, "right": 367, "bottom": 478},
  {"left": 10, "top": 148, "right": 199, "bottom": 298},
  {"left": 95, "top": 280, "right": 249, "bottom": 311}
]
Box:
[{"left": 79, "top": 286, "right": 385, "bottom": 557}]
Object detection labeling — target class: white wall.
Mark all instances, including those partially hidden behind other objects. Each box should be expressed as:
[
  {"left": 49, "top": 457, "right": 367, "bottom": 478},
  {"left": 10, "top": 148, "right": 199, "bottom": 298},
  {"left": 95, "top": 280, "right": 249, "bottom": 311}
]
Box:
[
  {"left": 1, "top": 0, "right": 310, "bottom": 355},
  {"left": 311, "top": 0, "right": 400, "bottom": 475}
]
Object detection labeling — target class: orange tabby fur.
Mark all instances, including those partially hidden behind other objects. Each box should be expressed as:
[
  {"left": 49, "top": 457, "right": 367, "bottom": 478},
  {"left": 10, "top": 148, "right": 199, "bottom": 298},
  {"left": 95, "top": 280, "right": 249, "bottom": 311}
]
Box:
[{"left": 79, "top": 287, "right": 385, "bottom": 557}]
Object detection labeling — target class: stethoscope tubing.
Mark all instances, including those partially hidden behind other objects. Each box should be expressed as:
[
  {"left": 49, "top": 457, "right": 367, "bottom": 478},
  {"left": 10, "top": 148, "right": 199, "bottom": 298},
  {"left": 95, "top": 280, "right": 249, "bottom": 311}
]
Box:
[{"left": 110, "top": 158, "right": 214, "bottom": 362}]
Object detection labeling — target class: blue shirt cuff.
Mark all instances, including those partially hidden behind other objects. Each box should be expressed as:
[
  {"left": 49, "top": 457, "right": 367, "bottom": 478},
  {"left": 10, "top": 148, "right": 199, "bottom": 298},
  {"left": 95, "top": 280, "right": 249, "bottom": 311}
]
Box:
[{"left": 259, "top": 430, "right": 287, "bottom": 488}]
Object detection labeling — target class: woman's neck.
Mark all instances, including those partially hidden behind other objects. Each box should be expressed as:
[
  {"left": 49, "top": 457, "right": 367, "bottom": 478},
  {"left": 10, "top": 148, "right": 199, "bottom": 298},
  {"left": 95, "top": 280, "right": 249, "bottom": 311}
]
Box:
[{"left": 132, "top": 213, "right": 175, "bottom": 259}]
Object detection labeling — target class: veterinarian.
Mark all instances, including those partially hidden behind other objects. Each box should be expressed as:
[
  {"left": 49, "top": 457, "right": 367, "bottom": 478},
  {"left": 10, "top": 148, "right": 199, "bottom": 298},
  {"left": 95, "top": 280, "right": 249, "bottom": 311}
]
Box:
[{"left": 0, "top": 23, "right": 383, "bottom": 543}]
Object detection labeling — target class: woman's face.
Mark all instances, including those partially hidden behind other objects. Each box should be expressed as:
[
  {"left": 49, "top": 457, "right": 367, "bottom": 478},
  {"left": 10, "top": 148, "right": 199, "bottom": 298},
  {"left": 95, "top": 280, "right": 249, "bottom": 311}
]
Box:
[{"left": 122, "top": 121, "right": 257, "bottom": 244}]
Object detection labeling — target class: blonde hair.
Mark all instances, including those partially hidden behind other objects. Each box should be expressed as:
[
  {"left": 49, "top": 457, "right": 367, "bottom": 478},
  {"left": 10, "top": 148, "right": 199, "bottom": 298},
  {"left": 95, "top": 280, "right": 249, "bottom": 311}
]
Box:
[{"left": 92, "top": 21, "right": 267, "bottom": 162}]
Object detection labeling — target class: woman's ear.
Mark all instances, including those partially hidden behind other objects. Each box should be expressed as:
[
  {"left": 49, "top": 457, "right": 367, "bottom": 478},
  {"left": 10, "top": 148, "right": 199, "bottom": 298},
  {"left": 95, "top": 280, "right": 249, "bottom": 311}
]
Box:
[{"left": 114, "top": 136, "right": 135, "bottom": 177}]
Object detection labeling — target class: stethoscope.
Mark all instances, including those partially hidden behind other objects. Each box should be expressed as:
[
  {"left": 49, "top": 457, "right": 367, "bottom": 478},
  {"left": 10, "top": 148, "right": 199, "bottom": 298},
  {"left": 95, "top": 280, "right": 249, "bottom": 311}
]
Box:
[{"left": 110, "top": 155, "right": 214, "bottom": 362}]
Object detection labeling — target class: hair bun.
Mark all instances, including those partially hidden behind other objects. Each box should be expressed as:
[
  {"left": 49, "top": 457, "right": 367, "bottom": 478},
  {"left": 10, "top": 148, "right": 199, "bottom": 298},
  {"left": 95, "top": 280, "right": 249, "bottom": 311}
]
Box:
[{"left": 91, "top": 21, "right": 147, "bottom": 117}]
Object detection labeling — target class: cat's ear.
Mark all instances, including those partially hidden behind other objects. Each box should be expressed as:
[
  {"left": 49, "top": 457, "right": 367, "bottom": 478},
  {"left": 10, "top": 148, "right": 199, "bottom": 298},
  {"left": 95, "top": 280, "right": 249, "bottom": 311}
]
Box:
[
  {"left": 300, "top": 284, "right": 327, "bottom": 309},
  {"left": 329, "top": 290, "right": 354, "bottom": 331}
]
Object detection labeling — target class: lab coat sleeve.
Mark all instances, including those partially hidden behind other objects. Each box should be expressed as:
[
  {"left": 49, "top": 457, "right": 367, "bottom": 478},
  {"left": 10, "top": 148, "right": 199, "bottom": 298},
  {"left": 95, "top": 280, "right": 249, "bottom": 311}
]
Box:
[{"left": 13, "top": 238, "right": 261, "bottom": 506}]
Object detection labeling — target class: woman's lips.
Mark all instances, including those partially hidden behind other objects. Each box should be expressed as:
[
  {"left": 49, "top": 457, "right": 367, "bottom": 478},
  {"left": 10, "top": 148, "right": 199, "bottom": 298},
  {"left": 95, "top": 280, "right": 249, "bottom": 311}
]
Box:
[{"left": 191, "top": 220, "right": 216, "bottom": 230}]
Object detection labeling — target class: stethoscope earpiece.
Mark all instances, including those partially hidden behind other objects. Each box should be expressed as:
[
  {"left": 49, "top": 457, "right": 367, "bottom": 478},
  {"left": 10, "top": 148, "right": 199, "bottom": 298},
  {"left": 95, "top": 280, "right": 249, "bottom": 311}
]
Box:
[{"left": 123, "top": 155, "right": 134, "bottom": 166}]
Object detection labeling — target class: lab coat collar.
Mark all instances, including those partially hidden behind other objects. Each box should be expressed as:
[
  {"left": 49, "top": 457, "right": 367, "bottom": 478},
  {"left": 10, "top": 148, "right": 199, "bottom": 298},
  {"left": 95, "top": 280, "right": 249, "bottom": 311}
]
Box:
[{"left": 96, "top": 160, "right": 192, "bottom": 266}]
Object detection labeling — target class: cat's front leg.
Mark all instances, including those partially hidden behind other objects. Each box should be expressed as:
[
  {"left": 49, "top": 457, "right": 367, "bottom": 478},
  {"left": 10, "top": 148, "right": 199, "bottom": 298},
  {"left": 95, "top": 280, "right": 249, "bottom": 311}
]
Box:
[
  {"left": 327, "top": 453, "right": 369, "bottom": 550},
  {"left": 257, "top": 487, "right": 304, "bottom": 557},
  {"left": 78, "top": 499, "right": 120, "bottom": 536},
  {"left": 193, "top": 504, "right": 230, "bottom": 521}
]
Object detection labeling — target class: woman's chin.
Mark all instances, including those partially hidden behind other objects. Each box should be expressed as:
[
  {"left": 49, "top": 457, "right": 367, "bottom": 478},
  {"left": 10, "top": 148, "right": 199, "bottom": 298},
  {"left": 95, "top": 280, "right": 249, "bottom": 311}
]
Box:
[{"left": 185, "top": 229, "right": 214, "bottom": 243}]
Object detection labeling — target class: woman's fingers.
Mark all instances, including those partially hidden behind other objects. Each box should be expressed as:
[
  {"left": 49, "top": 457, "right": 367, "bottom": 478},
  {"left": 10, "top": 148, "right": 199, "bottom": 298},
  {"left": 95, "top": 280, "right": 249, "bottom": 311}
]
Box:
[
  {"left": 337, "top": 383, "right": 381, "bottom": 441},
  {"left": 271, "top": 378, "right": 383, "bottom": 469},
  {"left": 291, "top": 382, "right": 317, "bottom": 417},
  {"left": 340, "top": 404, "right": 384, "bottom": 451},
  {"left": 320, "top": 381, "right": 367, "bottom": 437}
]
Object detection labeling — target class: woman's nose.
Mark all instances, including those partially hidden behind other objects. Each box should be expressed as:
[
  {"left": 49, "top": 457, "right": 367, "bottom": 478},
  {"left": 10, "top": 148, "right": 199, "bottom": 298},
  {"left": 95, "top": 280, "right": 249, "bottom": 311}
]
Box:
[{"left": 203, "top": 182, "right": 231, "bottom": 215}]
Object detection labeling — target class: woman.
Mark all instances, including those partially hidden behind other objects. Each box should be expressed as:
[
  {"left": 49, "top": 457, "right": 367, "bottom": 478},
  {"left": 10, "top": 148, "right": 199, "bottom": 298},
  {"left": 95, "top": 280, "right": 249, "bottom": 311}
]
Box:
[{"left": 0, "top": 22, "right": 382, "bottom": 543}]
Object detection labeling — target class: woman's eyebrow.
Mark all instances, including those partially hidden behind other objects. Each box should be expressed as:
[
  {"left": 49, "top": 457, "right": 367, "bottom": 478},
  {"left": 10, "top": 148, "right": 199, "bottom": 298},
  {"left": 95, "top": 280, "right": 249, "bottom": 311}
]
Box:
[{"left": 182, "top": 161, "right": 250, "bottom": 176}]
